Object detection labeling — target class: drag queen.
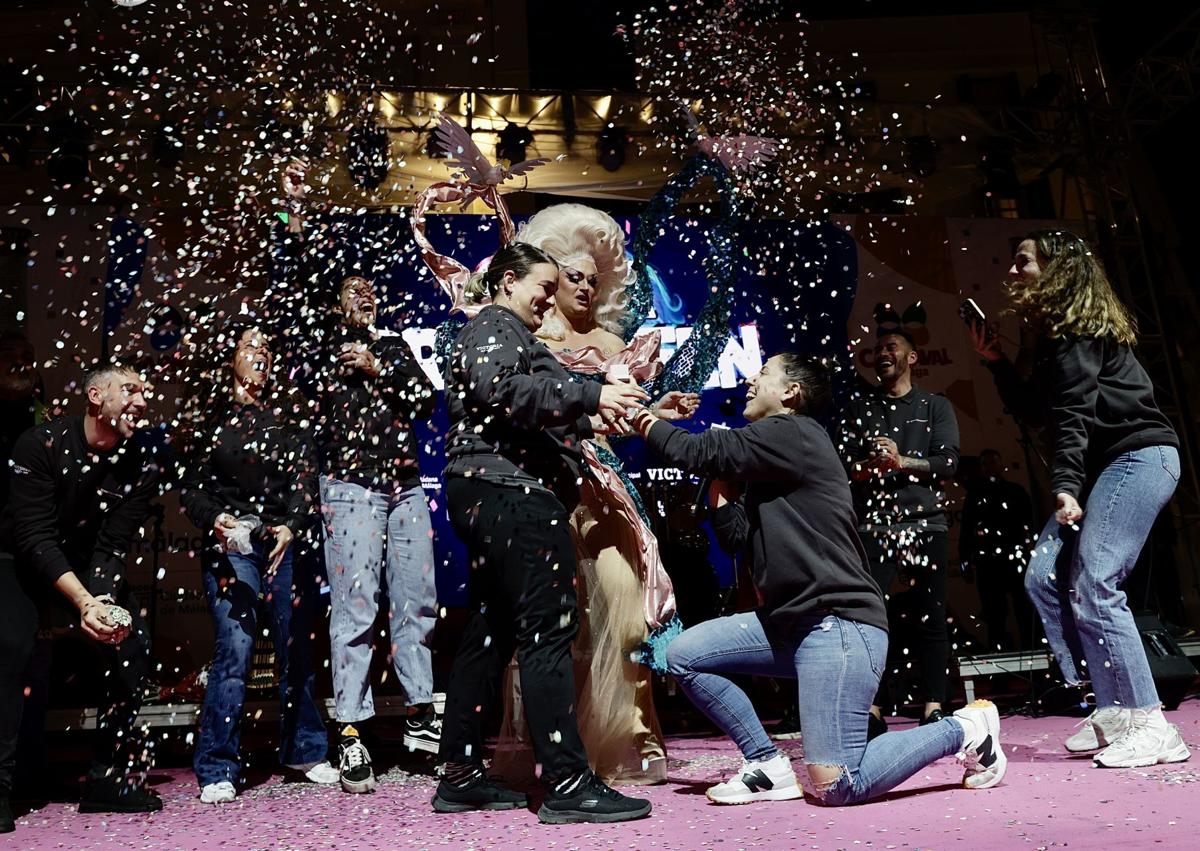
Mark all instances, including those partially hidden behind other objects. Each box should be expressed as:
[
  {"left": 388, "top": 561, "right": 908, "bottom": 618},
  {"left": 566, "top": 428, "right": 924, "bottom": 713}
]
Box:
[{"left": 492, "top": 204, "right": 698, "bottom": 785}]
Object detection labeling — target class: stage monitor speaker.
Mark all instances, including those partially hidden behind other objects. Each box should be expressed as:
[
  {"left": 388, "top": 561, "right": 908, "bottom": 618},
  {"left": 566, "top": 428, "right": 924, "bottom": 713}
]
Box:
[{"left": 1134, "top": 613, "right": 1198, "bottom": 710}]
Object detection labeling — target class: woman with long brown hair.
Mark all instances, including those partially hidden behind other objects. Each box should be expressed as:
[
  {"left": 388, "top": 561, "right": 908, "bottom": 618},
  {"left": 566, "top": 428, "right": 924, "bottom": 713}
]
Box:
[{"left": 970, "top": 229, "right": 1189, "bottom": 769}]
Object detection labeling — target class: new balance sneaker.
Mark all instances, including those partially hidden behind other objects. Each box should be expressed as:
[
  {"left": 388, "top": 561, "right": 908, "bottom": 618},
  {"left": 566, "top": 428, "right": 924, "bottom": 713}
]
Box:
[
  {"left": 286, "top": 761, "right": 339, "bottom": 785},
  {"left": 953, "top": 699, "right": 1007, "bottom": 789},
  {"left": 705, "top": 752, "right": 803, "bottom": 805},
  {"left": 431, "top": 766, "right": 529, "bottom": 813},
  {"left": 199, "top": 781, "right": 237, "bottom": 805},
  {"left": 1064, "top": 707, "right": 1131, "bottom": 753},
  {"left": 537, "top": 770, "right": 652, "bottom": 824},
  {"left": 1093, "top": 707, "right": 1191, "bottom": 768},
  {"left": 770, "top": 704, "right": 803, "bottom": 741},
  {"left": 79, "top": 776, "right": 164, "bottom": 814},
  {"left": 337, "top": 726, "right": 376, "bottom": 794},
  {"left": 403, "top": 707, "right": 442, "bottom": 755}
]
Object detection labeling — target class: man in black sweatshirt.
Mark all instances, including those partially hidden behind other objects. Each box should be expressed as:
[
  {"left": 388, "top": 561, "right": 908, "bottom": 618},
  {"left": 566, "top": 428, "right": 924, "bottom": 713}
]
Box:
[
  {"left": 0, "top": 363, "right": 163, "bottom": 832},
  {"left": 836, "top": 330, "right": 960, "bottom": 733},
  {"left": 316, "top": 273, "right": 441, "bottom": 793}
]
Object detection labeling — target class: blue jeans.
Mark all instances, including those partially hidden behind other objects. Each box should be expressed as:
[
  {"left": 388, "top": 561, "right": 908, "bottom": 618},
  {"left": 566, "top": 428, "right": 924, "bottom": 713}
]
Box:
[
  {"left": 320, "top": 478, "right": 437, "bottom": 722},
  {"left": 195, "top": 540, "right": 327, "bottom": 787},
  {"left": 668, "top": 612, "right": 964, "bottom": 806},
  {"left": 1025, "top": 445, "right": 1180, "bottom": 709}
]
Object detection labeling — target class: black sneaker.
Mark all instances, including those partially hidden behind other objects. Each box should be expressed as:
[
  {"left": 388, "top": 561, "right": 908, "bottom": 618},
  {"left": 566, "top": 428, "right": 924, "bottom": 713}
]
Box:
[
  {"left": 867, "top": 712, "right": 888, "bottom": 741},
  {"left": 431, "top": 772, "right": 529, "bottom": 813},
  {"left": 0, "top": 794, "right": 14, "bottom": 833},
  {"left": 337, "top": 726, "right": 376, "bottom": 794},
  {"left": 538, "top": 770, "right": 652, "bottom": 824},
  {"left": 921, "top": 708, "right": 946, "bottom": 726},
  {"left": 403, "top": 708, "right": 442, "bottom": 755},
  {"left": 78, "top": 777, "right": 163, "bottom": 814},
  {"left": 770, "top": 703, "right": 802, "bottom": 741}
]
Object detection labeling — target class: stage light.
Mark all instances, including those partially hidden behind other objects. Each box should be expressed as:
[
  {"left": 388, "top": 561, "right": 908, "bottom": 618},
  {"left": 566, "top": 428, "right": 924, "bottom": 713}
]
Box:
[
  {"left": 347, "top": 120, "right": 390, "bottom": 190},
  {"left": 153, "top": 119, "right": 186, "bottom": 169},
  {"left": 496, "top": 122, "right": 533, "bottom": 164},
  {"left": 902, "top": 136, "right": 938, "bottom": 177},
  {"left": 45, "top": 115, "right": 92, "bottom": 188},
  {"left": 597, "top": 124, "right": 628, "bottom": 172}
]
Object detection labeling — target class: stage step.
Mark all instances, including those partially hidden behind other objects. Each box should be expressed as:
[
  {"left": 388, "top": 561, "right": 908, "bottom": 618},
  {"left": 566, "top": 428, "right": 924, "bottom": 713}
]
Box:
[{"left": 955, "top": 637, "right": 1199, "bottom": 702}]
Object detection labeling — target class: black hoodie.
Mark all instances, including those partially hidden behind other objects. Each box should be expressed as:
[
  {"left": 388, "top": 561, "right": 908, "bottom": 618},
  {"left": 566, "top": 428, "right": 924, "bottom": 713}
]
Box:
[
  {"left": 1, "top": 415, "right": 160, "bottom": 597},
  {"left": 316, "top": 324, "right": 436, "bottom": 489},
  {"left": 645, "top": 414, "right": 888, "bottom": 636},
  {"left": 444, "top": 305, "right": 601, "bottom": 499}
]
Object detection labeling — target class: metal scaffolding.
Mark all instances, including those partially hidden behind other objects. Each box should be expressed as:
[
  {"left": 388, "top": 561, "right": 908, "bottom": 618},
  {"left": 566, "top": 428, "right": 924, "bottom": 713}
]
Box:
[{"left": 1029, "top": 8, "right": 1200, "bottom": 611}]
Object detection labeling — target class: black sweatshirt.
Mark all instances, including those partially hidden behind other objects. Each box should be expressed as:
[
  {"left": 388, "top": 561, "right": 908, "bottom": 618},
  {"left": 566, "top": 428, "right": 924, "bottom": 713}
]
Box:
[
  {"left": 645, "top": 414, "right": 888, "bottom": 636},
  {"left": 316, "top": 325, "right": 436, "bottom": 489},
  {"left": 178, "top": 401, "right": 317, "bottom": 537},
  {"left": 836, "top": 386, "right": 960, "bottom": 533},
  {"left": 0, "top": 415, "right": 160, "bottom": 597},
  {"left": 986, "top": 335, "right": 1178, "bottom": 499},
  {"left": 444, "top": 305, "right": 601, "bottom": 498}
]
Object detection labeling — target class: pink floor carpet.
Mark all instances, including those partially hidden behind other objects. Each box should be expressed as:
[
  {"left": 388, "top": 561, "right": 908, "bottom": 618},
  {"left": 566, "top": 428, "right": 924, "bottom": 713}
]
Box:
[{"left": 5, "top": 700, "right": 1200, "bottom": 850}]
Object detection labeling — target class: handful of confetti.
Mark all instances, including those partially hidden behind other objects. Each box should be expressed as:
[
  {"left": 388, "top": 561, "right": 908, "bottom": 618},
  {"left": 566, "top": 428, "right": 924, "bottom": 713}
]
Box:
[{"left": 105, "top": 604, "right": 133, "bottom": 629}]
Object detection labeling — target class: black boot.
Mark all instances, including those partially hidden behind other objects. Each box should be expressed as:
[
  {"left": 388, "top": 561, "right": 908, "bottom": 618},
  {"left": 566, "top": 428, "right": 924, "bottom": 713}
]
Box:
[
  {"left": 0, "top": 793, "right": 14, "bottom": 833},
  {"left": 79, "top": 775, "right": 163, "bottom": 814}
]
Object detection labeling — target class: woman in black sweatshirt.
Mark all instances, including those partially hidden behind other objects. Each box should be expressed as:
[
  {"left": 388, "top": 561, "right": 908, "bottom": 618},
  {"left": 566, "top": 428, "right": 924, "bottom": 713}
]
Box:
[
  {"left": 631, "top": 353, "right": 1007, "bottom": 805},
  {"left": 177, "top": 322, "right": 333, "bottom": 803},
  {"left": 970, "top": 229, "right": 1188, "bottom": 769},
  {"left": 432, "top": 241, "right": 654, "bottom": 825}
]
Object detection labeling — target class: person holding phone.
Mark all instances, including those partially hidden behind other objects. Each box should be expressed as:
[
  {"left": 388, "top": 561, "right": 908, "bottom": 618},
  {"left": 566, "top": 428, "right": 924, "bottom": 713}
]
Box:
[{"left": 968, "top": 230, "right": 1188, "bottom": 768}]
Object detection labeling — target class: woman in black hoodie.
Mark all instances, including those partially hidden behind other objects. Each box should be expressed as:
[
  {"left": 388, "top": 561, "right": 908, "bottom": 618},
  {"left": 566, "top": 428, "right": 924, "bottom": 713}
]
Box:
[
  {"left": 178, "top": 321, "right": 332, "bottom": 804},
  {"left": 970, "top": 229, "right": 1188, "bottom": 769},
  {"left": 431, "top": 241, "right": 654, "bottom": 825},
  {"left": 631, "top": 354, "right": 1007, "bottom": 805}
]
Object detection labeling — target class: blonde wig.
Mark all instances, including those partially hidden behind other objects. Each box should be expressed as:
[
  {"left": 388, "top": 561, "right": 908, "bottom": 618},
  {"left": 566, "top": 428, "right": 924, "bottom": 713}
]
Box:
[{"left": 516, "top": 203, "right": 634, "bottom": 340}]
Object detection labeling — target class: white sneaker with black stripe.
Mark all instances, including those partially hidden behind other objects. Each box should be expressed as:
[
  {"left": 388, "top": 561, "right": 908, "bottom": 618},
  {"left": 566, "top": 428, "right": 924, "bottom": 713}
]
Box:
[
  {"left": 706, "top": 753, "right": 803, "bottom": 804},
  {"left": 955, "top": 700, "right": 1007, "bottom": 789}
]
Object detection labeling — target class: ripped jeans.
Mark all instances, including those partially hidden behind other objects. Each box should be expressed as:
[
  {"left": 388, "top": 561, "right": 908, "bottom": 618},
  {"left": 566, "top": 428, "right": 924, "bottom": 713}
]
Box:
[{"left": 668, "top": 611, "right": 964, "bottom": 805}]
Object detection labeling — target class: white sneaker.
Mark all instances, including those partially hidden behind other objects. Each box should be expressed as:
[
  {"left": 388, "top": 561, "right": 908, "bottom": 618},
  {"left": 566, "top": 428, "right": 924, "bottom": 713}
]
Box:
[
  {"left": 1064, "top": 707, "right": 1131, "bottom": 752},
  {"left": 287, "top": 761, "right": 340, "bottom": 784},
  {"left": 1093, "top": 708, "right": 1191, "bottom": 768},
  {"left": 199, "top": 781, "right": 236, "bottom": 804},
  {"left": 706, "top": 753, "right": 803, "bottom": 804},
  {"left": 953, "top": 699, "right": 1007, "bottom": 789}
]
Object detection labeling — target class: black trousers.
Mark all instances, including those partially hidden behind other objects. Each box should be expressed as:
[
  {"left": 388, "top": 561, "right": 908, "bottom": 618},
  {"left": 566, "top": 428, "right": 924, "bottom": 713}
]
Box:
[
  {"left": 863, "top": 529, "right": 950, "bottom": 706},
  {"left": 976, "top": 557, "right": 1037, "bottom": 651},
  {"left": 437, "top": 477, "right": 589, "bottom": 783},
  {"left": 0, "top": 554, "right": 151, "bottom": 794}
]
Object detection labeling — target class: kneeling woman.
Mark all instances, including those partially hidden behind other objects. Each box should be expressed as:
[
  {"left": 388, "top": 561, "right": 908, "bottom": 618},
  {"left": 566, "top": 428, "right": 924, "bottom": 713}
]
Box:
[
  {"left": 631, "top": 354, "right": 1008, "bottom": 805},
  {"left": 178, "top": 323, "right": 334, "bottom": 804}
]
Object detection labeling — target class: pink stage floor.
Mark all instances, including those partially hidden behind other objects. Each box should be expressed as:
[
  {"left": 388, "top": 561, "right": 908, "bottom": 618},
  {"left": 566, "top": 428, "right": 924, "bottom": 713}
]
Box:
[{"left": 5, "top": 700, "right": 1200, "bottom": 850}]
